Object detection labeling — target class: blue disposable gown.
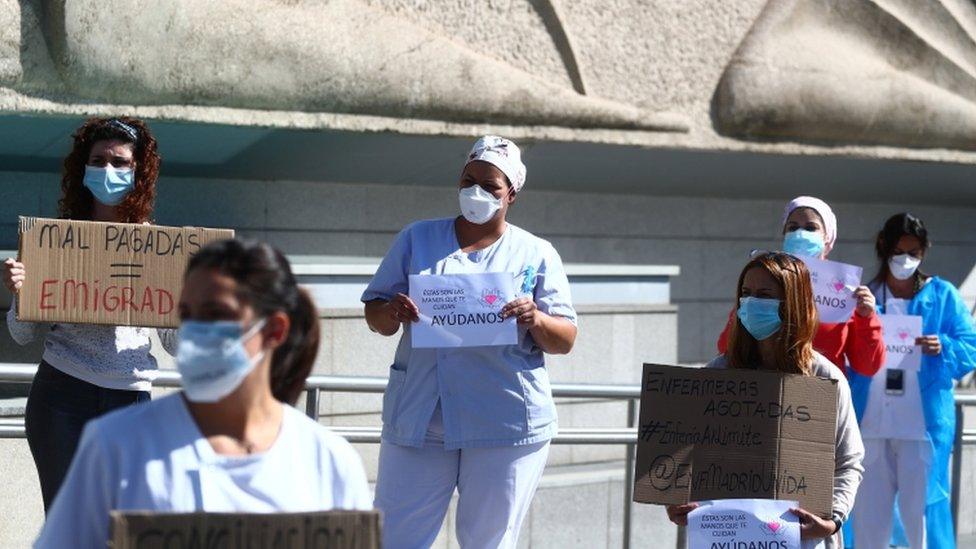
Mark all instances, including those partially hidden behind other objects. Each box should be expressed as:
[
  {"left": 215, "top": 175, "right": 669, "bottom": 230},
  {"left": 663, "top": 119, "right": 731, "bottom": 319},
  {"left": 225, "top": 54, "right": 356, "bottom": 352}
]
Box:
[{"left": 846, "top": 277, "right": 976, "bottom": 548}]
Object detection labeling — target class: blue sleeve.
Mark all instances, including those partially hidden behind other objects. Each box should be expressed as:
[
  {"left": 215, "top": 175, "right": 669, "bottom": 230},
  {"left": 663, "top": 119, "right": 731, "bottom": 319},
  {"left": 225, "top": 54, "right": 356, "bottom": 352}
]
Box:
[
  {"left": 937, "top": 283, "right": 976, "bottom": 381},
  {"left": 361, "top": 227, "right": 412, "bottom": 303},
  {"left": 34, "top": 422, "right": 114, "bottom": 548},
  {"left": 534, "top": 244, "right": 577, "bottom": 325}
]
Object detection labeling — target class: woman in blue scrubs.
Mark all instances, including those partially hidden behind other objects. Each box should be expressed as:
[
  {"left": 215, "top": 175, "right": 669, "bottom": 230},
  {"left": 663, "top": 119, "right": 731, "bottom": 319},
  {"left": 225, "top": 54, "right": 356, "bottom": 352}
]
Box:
[
  {"left": 851, "top": 212, "right": 976, "bottom": 549},
  {"left": 361, "top": 135, "right": 578, "bottom": 548}
]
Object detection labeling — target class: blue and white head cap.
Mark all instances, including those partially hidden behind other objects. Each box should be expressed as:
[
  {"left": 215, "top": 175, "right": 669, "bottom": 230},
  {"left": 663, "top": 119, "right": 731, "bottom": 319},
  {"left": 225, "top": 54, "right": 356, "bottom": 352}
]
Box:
[{"left": 465, "top": 135, "right": 527, "bottom": 192}]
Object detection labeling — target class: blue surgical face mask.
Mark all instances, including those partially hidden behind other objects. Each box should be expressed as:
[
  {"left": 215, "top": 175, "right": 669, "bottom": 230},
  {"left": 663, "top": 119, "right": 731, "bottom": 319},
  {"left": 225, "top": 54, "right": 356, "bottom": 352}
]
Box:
[
  {"left": 176, "top": 319, "right": 266, "bottom": 403},
  {"left": 782, "top": 229, "right": 825, "bottom": 258},
  {"left": 83, "top": 165, "right": 135, "bottom": 206},
  {"left": 737, "top": 297, "right": 782, "bottom": 341}
]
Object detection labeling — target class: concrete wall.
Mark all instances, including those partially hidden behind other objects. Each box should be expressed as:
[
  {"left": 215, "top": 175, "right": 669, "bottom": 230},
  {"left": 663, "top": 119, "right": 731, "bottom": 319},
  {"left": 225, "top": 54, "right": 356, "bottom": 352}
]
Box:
[{"left": 4, "top": 171, "right": 976, "bottom": 363}]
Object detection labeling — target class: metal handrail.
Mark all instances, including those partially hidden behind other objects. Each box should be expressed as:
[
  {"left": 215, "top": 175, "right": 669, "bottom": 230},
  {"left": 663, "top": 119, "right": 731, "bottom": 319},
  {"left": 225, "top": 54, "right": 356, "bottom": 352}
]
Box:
[
  {"left": 0, "top": 363, "right": 645, "bottom": 547},
  {"left": 0, "top": 423, "right": 639, "bottom": 444},
  {"left": 1, "top": 363, "right": 974, "bottom": 547},
  {"left": 0, "top": 365, "right": 644, "bottom": 398}
]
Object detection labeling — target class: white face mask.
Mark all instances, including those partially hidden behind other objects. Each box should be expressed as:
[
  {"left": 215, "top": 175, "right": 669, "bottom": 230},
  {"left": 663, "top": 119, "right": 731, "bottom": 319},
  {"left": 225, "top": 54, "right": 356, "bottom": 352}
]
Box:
[
  {"left": 889, "top": 254, "right": 922, "bottom": 280},
  {"left": 458, "top": 185, "right": 504, "bottom": 225}
]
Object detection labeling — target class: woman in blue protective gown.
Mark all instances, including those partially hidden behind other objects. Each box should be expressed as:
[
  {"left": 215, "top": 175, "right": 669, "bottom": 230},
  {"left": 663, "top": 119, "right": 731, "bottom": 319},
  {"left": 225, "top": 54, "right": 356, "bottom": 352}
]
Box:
[{"left": 847, "top": 213, "right": 976, "bottom": 549}]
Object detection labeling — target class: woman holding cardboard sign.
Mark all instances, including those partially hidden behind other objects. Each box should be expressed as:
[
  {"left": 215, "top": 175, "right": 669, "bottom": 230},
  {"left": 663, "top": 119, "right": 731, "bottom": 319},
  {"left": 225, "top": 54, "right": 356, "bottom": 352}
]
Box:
[
  {"left": 34, "top": 239, "right": 371, "bottom": 548},
  {"left": 669, "top": 252, "right": 864, "bottom": 549},
  {"left": 362, "top": 136, "right": 577, "bottom": 548},
  {"left": 717, "top": 196, "right": 885, "bottom": 378},
  {"left": 2, "top": 117, "right": 178, "bottom": 512},
  {"left": 849, "top": 213, "right": 976, "bottom": 549}
]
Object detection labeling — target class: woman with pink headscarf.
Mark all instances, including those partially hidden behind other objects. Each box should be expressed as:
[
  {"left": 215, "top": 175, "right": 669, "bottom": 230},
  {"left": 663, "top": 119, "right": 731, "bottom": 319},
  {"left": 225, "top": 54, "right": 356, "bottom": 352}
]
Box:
[{"left": 717, "top": 196, "right": 885, "bottom": 378}]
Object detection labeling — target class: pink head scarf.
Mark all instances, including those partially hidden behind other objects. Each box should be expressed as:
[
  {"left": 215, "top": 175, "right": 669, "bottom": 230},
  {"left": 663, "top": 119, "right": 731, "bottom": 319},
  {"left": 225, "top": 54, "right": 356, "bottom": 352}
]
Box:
[{"left": 782, "top": 196, "right": 837, "bottom": 255}]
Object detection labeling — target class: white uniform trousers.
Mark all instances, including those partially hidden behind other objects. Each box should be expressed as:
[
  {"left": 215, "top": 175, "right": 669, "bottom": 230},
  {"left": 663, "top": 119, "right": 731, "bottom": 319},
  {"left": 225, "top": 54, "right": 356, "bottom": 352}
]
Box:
[
  {"left": 374, "top": 437, "right": 549, "bottom": 549},
  {"left": 852, "top": 438, "right": 932, "bottom": 549}
]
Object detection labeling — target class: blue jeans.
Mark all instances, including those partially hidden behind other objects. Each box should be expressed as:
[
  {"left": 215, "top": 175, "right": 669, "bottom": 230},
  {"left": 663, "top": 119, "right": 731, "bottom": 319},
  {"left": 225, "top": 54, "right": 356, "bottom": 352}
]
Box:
[{"left": 24, "top": 361, "right": 150, "bottom": 512}]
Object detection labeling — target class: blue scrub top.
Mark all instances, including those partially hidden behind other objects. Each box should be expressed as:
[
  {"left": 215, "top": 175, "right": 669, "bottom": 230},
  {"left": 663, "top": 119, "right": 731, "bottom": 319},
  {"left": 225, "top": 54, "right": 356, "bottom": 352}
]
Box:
[
  {"left": 847, "top": 277, "right": 976, "bottom": 549},
  {"left": 362, "top": 218, "right": 577, "bottom": 449}
]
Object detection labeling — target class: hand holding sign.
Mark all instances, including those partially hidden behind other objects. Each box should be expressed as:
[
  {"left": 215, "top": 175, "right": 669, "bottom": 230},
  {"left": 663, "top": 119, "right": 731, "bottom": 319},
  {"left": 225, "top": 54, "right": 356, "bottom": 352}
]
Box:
[
  {"left": 3, "top": 258, "right": 24, "bottom": 293},
  {"left": 789, "top": 506, "right": 835, "bottom": 540},
  {"left": 916, "top": 335, "right": 942, "bottom": 356},
  {"left": 665, "top": 502, "right": 700, "bottom": 526},
  {"left": 389, "top": 293, "right": 420, "bottom": 323},
  {"left": 852, "top": 286, "right": 876, "bottom": 318},
  {"left": 500, "top": 296, "right": 540, "bottom": 327}
]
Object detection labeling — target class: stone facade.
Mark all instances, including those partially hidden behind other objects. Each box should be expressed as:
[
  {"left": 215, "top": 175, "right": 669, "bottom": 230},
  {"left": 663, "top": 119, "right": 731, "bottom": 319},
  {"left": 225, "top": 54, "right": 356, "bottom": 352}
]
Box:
[{"left": 2, "top": 0, "right": 976, "bottom": 163}]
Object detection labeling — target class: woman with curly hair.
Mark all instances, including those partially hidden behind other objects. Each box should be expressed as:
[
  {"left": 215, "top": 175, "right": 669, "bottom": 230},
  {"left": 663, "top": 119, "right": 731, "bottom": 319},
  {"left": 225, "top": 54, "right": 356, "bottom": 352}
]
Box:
[{"left": 1, "top": 116, "right": 176, "bottom": 512}]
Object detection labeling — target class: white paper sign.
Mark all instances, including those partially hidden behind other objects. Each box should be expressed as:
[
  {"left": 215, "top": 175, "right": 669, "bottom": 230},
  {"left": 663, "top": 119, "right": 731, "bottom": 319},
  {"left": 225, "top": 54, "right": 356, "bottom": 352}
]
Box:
[
  {"left": 880, "top": 314, "right": 923, "bottom": 373},
  {"left": 409, "top": 273, "right": 517, "bottom": 348},
  {"left": 688, "top": 499, "right": 800, "bottom": 549},
  {"left": 862, "top": 314, "right": 926, "bottom": 439},
  {"left": 801, "top": 256, "right": 862, "bottom": 324}
]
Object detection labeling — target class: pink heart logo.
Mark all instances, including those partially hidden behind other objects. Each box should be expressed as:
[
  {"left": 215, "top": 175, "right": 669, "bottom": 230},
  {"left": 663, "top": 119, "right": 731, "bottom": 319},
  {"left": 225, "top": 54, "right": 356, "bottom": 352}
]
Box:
[
  {"left": 898, "top": 329, "right": 910, "bottom": 341},
  {"left": 766, "top": 522, "right": 781, "bottom": 533},
  {"left": 484, "top": 294, "right": 498, "bottom": 305},
  {"left": 832, "top": 281, "right": 845, "bottom": 292}
]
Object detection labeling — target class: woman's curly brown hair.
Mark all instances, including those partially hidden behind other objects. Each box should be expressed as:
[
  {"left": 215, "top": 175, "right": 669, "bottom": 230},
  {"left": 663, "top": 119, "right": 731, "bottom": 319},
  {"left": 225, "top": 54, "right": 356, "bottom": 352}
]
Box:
[{"left": 58, "top": 116, "right": 160, "bottom": 223}]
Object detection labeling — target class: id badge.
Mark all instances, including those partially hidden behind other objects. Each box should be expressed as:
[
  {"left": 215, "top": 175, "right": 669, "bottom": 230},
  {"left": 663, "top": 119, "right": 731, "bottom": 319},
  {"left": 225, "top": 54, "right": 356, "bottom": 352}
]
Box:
[{"left": 885, "top": 369, "right": 905, "bottom": 395}]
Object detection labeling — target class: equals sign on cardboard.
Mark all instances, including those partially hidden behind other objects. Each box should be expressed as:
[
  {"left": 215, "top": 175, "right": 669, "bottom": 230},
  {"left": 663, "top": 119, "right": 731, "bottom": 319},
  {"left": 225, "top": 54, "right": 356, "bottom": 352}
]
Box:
[{"left": 110, "top": 263, "right": 144, "bottom": 279}]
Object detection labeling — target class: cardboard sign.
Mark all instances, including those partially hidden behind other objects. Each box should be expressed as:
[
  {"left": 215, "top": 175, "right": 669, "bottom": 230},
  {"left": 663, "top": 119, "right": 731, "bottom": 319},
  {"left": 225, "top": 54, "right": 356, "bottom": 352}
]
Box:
[
  {"left": 800, "top": 256, "right": 862, "bottom": 324},
  {"left": 408, "top": 272, "right": 517, "bottom": 348},
  {"left": 16, "top": 217, "right": 233, "bottom": 328},
  {"left": 688, "top": 499, "right": 800, "bottom": 549},
  {"left": 110, "top": 511, "right": 380, "bottom": 549},
  {"left": 633, "top": 364, "right": 838, "bottom": 518}
]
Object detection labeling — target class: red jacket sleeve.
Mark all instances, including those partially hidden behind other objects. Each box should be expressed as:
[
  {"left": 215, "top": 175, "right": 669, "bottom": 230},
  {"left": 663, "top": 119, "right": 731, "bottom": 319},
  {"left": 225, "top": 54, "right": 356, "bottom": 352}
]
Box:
[
  {"left": 843, "top": 311, "right": 886, "bottom": 376},
  {"left": 717, "top": 308, "right": 735, "bottom": 354}
]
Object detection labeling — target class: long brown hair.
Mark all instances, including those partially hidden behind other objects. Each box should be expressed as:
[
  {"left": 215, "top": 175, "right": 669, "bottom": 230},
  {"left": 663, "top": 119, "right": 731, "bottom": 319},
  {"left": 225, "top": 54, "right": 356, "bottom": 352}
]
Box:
[
  {"left": 58, "top": 116, "right": 160, "bottom": 223},
  {"left": 726, "top": 252, "right": 817, "bottom": 375}
]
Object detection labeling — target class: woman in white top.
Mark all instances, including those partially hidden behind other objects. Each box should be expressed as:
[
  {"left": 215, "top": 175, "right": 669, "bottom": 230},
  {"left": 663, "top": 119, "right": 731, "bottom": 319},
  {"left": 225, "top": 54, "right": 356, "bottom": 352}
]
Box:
[
  {"left": 34, "top": 239, "right": 372, "bottom": 548},
  {"left": 2, "top": 117, "right": 177, "bottom": 511},
  {"left": 666, "top": 251, "right": 864, "bottom": 549}
]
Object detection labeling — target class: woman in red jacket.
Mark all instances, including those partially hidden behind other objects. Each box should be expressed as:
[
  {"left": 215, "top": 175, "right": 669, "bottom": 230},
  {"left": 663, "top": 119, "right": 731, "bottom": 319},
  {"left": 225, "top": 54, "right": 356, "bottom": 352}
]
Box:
[{"left": 717, "top": 196, "right": 884, "bottom": 377}]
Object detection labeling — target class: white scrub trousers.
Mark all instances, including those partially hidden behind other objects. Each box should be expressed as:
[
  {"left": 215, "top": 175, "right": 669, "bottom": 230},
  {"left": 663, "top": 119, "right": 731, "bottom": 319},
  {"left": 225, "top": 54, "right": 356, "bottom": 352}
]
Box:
[
  {"left": 852, "top": 438, "right": 932, "bottom": 549},
  {"left": 374, "top": 409, "right": 550, "bottom": 549}
]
